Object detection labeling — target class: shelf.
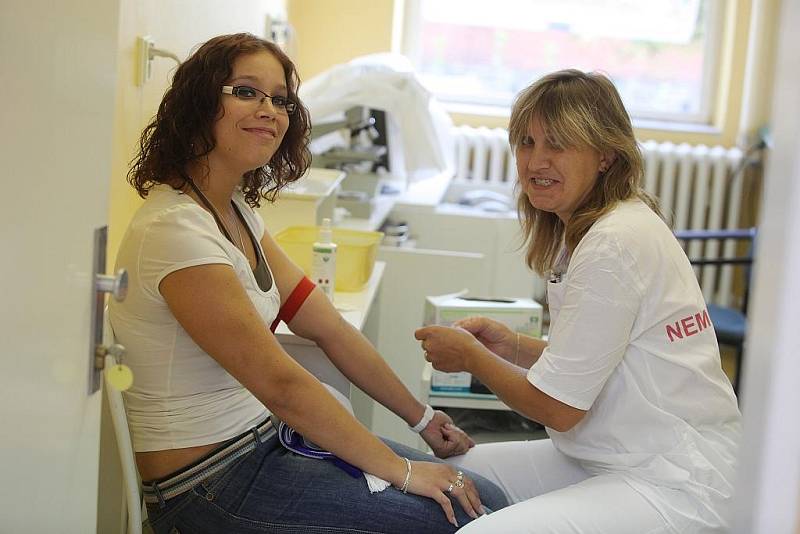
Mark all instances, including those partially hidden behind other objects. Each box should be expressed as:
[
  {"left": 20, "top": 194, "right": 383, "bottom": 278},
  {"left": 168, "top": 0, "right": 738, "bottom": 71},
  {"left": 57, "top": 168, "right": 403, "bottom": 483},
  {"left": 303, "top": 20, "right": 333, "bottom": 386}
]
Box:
[
  {"left": 422, "top": 363, "right": 513, "bottom": 410},
  {"left": 428, "top": 392, "right": 511, "bottom": 411}
]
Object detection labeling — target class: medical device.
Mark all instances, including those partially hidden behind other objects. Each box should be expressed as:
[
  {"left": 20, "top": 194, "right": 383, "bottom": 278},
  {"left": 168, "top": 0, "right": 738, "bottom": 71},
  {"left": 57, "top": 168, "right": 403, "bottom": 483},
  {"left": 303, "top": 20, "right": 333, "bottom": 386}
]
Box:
[{"left": 300, "top": 54, "right": 455, "bottom": 217}]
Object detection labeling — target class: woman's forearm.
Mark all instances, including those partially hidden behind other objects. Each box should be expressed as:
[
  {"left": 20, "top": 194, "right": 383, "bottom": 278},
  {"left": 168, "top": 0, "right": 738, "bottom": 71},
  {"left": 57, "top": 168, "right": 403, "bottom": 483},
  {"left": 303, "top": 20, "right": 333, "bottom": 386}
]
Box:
[
  {"left": 467, "top": 345, "right": 585, "bottom": 431},
  {"left": 317, "top": 317, "right": 426, "bottom": 427},
  {"left": 262, "top": 361, "right": 408, "bottom": 485}
]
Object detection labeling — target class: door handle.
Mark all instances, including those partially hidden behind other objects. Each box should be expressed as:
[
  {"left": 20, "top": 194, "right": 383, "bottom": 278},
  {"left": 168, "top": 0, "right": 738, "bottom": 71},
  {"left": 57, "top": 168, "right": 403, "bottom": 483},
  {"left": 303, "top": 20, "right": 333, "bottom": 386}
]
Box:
[
  {"left": 96, "top": 269, "right": 128, "bottom": 301},
  {"left": 95, "top": 343, "right": 126, "bottom": 370}
]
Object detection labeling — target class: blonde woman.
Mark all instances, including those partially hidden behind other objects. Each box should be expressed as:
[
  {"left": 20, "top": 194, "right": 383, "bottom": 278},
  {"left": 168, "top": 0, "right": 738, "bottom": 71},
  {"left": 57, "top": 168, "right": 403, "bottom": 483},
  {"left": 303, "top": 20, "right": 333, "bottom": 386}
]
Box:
[{"left": 417, "top": 70, "right": 741, "bottom": 533}]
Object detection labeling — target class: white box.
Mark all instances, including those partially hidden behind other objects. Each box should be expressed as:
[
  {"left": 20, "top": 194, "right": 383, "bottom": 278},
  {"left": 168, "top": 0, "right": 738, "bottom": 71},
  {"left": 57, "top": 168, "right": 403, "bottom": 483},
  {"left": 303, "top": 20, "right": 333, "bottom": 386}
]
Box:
[{"left": 424, "top": 291, "right": 543, "bottom": 393}]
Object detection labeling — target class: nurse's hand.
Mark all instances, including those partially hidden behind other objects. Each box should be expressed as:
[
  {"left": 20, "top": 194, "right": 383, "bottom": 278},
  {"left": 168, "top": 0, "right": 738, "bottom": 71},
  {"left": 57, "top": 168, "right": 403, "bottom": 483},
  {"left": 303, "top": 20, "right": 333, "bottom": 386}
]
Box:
[
  {"left": 420, "top": 410, "right": 475, "bottom": 458},
  {"left": 415, "top": 325, "right": 486, "bottom": 373},
  {"left": 453, "top": 316, "right": 516, "bottom": 361}
]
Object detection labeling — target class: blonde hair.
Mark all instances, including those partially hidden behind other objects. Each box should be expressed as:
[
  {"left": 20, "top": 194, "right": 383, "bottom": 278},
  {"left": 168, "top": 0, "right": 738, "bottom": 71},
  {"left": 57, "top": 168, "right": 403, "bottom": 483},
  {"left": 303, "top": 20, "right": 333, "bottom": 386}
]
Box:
[{"left": 509, "top": 69, "right": 661, "bottom": 275}]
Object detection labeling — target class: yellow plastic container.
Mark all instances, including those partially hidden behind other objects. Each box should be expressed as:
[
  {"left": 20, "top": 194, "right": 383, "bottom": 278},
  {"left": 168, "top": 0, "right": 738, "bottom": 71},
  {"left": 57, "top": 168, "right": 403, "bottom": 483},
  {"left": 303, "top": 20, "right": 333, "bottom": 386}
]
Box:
[{"left": 275, "top": 226, "right": 384, "bottom": 292}]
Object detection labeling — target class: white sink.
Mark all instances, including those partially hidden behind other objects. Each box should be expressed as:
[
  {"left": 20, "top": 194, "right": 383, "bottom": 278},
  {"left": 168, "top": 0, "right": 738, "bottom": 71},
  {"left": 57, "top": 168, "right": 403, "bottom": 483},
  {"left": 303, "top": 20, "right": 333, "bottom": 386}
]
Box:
[
  {"left": 259, "top": 168, "right": 345, "bottom": 234},
  {"left": 281, "top": 168, "right": 345, "bottom": 199}
]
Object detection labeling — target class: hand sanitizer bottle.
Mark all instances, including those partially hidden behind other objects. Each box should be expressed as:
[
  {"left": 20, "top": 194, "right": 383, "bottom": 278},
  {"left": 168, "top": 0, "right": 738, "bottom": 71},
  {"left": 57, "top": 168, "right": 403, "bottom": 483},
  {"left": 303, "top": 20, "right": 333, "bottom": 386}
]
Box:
[{"left": 311, "top": 218, "right": 337, "bottom": 300}]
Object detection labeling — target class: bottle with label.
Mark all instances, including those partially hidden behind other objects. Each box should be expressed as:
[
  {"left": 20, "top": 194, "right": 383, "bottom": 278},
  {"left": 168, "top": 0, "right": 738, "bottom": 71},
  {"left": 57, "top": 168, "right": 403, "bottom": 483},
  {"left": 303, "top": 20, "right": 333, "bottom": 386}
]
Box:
[{"left": 311, "top": 218, "right": 337, "bottom": 300}]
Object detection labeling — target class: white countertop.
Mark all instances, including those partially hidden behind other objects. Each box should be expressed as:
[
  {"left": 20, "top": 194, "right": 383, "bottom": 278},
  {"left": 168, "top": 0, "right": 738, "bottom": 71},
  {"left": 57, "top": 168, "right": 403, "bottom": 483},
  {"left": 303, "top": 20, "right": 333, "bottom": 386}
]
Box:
[{"left": 275, "top": 261, "right": 385, "bottom": 345}]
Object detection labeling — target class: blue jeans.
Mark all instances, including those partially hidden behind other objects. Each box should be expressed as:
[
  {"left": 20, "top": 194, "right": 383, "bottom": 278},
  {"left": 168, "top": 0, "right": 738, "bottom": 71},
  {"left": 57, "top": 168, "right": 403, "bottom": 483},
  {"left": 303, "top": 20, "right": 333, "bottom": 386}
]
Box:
[{"left": 145, "top": 437, "right": 509, "bottom": 534}]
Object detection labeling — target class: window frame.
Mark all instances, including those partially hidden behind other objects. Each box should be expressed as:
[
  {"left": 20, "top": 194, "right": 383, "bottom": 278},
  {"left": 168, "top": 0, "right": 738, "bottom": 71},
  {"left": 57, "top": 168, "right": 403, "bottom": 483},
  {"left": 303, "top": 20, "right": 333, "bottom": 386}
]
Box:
[{"left": 400, "top": 0, "right": 726, "bottom": 127}]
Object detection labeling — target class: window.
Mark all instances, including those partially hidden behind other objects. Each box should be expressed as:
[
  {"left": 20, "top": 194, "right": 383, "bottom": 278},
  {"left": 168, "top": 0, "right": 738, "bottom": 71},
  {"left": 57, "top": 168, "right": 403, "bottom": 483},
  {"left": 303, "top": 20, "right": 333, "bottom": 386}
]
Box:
[{"left": 402, "top": 0, "right": 723, "bottom": 125}]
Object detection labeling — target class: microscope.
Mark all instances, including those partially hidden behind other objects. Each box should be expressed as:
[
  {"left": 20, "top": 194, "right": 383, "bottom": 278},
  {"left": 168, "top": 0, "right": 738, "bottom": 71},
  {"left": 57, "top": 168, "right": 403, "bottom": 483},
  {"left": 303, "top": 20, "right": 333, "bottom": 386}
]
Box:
[{"left": 309, "top": 106, "right": 402, "bottom": 219}]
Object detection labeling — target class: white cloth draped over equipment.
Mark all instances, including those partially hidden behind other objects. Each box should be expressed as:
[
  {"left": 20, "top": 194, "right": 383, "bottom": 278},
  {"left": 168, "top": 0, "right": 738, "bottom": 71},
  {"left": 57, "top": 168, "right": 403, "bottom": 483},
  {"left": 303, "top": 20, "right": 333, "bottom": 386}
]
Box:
[{"left": 299, "top": 53, "right": 455, "bottom": 183}]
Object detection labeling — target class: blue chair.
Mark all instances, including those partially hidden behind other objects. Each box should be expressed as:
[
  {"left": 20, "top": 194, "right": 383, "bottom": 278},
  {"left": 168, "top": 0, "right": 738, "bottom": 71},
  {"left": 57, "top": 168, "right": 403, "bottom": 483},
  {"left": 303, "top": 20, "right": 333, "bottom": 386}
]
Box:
[{"left": 674, "top": 228, "right": 757, "bottom": 394}]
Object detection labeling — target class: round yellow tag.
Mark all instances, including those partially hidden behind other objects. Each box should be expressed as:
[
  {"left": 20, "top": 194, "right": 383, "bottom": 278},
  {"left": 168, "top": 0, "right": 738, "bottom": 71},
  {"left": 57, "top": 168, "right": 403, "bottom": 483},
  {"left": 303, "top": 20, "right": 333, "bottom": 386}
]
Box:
[{"left": 107, "top": 364, "right": 133, "bottom": 391}]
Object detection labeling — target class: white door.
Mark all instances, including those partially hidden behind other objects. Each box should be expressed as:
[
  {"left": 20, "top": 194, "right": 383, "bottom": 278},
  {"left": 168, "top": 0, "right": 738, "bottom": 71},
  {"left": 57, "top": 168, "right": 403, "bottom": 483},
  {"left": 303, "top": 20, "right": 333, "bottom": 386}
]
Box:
[
  {"left": 730, "top": 0, "right": 800, "bottom": 531},
  {"left": 0, "top": 1, "right": 121, "bottom": 532}
]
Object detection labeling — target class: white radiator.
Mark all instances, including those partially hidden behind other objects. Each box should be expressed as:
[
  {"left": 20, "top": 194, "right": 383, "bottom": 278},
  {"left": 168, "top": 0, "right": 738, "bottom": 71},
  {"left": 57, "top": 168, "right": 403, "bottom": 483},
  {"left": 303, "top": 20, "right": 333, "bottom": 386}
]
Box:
[{"left": 451, "top": 125, "right": 747, "bottom": 307}]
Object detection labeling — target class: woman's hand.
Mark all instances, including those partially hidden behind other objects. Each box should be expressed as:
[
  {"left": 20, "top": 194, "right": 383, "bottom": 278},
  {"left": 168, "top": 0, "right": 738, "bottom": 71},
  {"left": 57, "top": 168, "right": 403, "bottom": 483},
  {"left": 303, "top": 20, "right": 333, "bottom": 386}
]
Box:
[
  {"left": 453, "top": 316, "right": 516, "bottom": 361},
  {"left": 420, "top": 410, "right": 475, "bottom": 458},
  {"left": 414, "top": 325, "right": 487, "bottom": 373},
  {"left": 406, "top": 460, "right": 483, "bottom": 527}
]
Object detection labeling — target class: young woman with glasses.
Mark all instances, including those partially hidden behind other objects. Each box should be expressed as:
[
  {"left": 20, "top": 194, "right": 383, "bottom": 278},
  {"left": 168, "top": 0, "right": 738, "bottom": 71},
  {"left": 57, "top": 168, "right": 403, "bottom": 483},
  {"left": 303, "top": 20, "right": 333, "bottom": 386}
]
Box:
[{"left": 110, "top": 33, "right": 507, "bottom": 534}]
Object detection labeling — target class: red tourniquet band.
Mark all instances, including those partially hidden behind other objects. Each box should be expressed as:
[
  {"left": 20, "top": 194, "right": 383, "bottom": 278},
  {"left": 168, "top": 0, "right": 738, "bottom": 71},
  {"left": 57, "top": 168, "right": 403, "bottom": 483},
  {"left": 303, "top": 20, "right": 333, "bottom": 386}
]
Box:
[{"left": 270, "top": 276, "right": 316, "bottom": 332}]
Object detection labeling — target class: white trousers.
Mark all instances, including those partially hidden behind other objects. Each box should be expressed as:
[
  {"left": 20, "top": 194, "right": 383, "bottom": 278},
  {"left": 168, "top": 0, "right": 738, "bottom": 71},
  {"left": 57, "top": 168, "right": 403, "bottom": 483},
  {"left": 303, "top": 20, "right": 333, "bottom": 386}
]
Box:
[{"left": 449, "top": 439, "right": 674, "bottom": 534}]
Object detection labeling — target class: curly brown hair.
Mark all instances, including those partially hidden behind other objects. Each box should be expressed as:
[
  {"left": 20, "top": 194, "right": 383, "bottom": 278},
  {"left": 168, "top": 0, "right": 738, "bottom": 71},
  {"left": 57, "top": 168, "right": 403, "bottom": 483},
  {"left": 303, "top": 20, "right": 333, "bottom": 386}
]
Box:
[
  {"left": 128, "top": 33, "right": 311, "bottom": 208},
  {"left": 508, "top": 69, "right": 662, "bottom": 275}
]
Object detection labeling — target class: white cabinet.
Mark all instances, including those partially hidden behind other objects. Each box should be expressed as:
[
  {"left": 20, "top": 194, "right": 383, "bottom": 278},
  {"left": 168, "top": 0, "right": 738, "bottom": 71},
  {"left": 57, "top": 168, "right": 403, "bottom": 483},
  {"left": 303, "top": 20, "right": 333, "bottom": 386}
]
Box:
[{"left": 388, "top": 202, "right": 545, "bottom": 300}]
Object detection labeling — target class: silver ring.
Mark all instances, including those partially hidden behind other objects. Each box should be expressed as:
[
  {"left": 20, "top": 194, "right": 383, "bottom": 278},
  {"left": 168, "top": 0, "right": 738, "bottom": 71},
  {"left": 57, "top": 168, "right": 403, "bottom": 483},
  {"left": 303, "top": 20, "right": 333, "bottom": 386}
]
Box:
[
  {"left": 456, "top": 470, "right": 464, "bottom": 480},
  {"left": 446, "top": 483, "right": 454, "bottom": 493},
  {"left": 454, "top": 478, "right": 465, "bottom": 489}
]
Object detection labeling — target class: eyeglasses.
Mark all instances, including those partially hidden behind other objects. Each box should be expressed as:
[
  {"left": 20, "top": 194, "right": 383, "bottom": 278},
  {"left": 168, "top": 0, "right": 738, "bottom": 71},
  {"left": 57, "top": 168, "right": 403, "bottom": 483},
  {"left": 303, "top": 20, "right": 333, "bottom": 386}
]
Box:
[{"left": 221, "top": 85, "right": 298, "bottom": 114}]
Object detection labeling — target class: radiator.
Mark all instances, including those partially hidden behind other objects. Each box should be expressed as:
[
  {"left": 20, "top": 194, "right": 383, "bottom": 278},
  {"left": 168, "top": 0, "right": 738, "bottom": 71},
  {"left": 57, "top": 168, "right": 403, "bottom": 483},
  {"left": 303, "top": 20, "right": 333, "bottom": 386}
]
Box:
[{"left": 451, "top": 125, "right": 747, "bottom": 307}]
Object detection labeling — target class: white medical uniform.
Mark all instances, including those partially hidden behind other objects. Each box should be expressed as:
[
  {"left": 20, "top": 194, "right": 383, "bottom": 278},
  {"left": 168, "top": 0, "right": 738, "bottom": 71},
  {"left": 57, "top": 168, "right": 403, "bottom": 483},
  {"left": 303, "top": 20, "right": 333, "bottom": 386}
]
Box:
[{"left": 454, "top": 199, "right": 741, "bottom": 534}]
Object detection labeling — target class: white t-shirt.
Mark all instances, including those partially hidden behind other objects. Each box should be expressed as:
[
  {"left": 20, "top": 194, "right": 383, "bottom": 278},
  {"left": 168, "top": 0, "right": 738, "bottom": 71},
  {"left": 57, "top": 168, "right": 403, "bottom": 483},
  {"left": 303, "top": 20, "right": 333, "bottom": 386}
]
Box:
[
  {"left": 109, "top": 185, "right": 278, "bottom": 452},
  {"left": 528, "top": 199, "right": 741, "bottom": 530}
]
